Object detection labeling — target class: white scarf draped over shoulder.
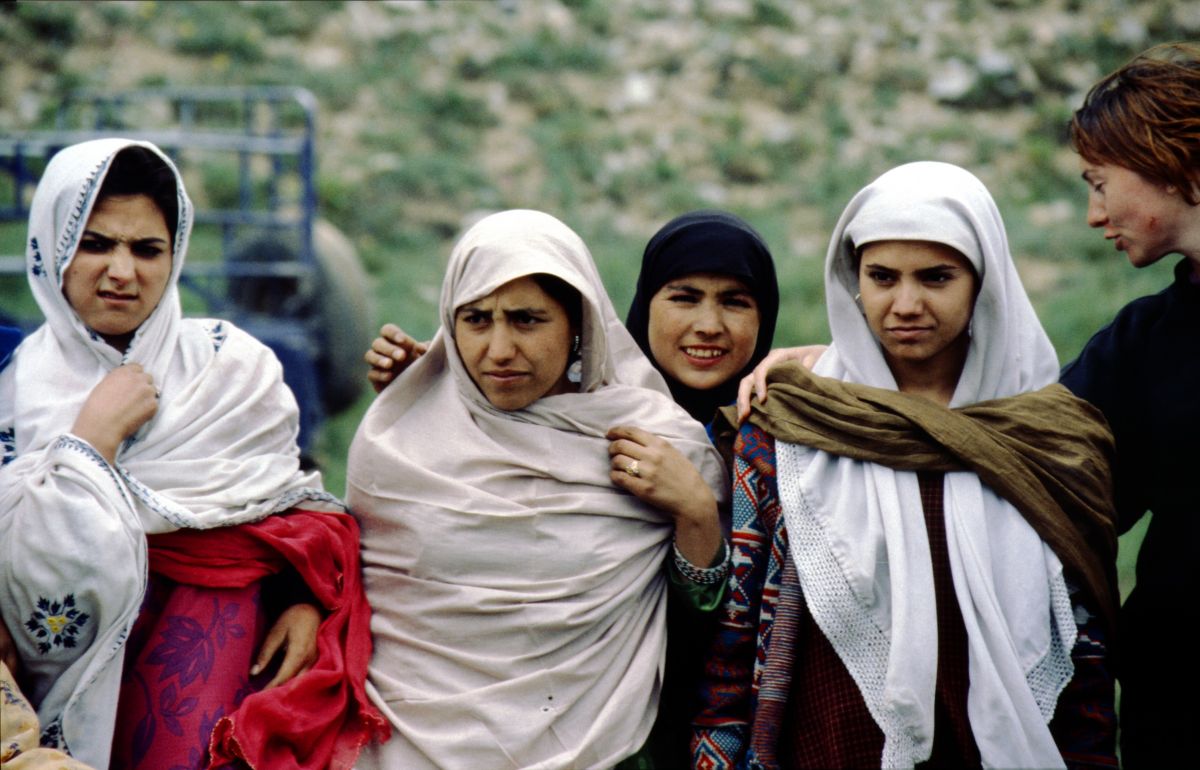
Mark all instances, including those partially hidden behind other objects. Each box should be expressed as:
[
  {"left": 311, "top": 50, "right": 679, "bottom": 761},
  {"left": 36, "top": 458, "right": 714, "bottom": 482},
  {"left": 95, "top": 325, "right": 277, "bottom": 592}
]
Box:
[
  {"left": 775, "top": 162, "right": 1072, "bottom": 768},
  {"left": 0, "top": 138, "right": 334, "bottom": 767},
  {"left": 347, "top": 209, "right": 726, "bottom": 770}
]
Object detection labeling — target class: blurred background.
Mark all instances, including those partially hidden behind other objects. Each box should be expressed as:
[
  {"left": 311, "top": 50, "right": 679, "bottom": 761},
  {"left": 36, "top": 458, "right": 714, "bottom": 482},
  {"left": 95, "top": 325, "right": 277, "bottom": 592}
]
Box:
[{"left": 4, "top": 0, "right": 1197, "bottom": 597}]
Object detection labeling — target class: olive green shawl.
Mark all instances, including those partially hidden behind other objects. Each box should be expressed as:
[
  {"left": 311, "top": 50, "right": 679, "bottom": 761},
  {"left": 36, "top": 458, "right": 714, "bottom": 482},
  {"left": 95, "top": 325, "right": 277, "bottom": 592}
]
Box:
[{"left": 718, "top": 362, "right": 1119, "bottom": 633}]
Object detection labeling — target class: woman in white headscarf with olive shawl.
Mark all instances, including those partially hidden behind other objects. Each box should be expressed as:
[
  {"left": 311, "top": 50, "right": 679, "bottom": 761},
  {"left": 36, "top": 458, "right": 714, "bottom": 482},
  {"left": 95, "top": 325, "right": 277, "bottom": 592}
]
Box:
[
  {"left": 347, "top": 209, "right": 728, "bottom": 769},
  {"left": 693, "top": 162, "right": 1118, "bottom": 769}
]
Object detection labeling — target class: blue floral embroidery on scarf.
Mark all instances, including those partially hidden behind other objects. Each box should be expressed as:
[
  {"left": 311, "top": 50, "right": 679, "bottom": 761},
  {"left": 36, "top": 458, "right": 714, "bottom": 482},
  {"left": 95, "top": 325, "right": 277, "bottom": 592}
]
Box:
[
  {"left": 55, "top": 156, "right": 110, "bottom": 281},
  {"left": 1, "top": 427, "right": 14, "bottom": 466},
  {"left": 29, "top": 237, "right": 45, "bottom": 277},
  {"left": 40, "top": 715, "right": 64, "bottom": 750},
  {"left": 207, "top": 320, "right": 227, "bottom": 353},
  {"left": 24, "top": 595, "right": 91, "bottom": 655}
]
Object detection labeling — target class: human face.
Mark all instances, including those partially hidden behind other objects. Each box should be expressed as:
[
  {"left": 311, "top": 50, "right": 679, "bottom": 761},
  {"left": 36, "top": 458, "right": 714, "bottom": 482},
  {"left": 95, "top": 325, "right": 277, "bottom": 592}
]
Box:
[
  {"left": 858, "top": 240, "right": 977, "bottom": 388},
  {"left": 647, "top": 272, "right": 760, "bottom": 391},
  {"left": 454, "top": 275, "right": 576, "bottom": 411},
  {"left": 62, "top": 194, "right": 173, "bottom": 352},
  {"left": 1079, "top": 158, "right": 1194, "bottom": 268}
]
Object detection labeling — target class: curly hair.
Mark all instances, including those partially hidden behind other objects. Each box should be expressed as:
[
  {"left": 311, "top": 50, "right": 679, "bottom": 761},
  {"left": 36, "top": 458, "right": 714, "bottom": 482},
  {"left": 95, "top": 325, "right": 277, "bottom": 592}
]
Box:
[{"left": 1070, "top": 42, "right": 1200, "bottom": 206}]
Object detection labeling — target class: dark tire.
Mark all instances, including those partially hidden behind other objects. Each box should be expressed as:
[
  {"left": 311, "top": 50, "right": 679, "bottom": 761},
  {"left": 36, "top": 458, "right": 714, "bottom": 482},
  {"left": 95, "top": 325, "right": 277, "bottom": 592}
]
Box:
[
  {"left": 227, "top": 220, "right": 373, "bottom": 414},
  {"left": 310, "top": 219, "right": 374, "bottom": 412}
]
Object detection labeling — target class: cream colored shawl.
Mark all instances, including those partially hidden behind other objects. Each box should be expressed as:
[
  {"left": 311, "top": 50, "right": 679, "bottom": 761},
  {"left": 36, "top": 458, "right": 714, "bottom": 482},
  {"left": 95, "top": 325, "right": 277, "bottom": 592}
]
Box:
[
  {"left": 776, "top": 162, "right": 1073, "bottom": 768},
  {"left": 347, "top": 209, "right": 726, "bottom": 770},
  {"left": 0, "top": 138, "right": 333, "bottom": 768}
]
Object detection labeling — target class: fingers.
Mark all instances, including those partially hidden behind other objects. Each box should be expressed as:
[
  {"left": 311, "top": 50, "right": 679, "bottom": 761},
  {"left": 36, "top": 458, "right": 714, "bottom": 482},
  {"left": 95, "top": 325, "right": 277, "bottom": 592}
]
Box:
[
  {"left": 253, "top": 604, "right": 321, "bottom": 690},
  {"left": 605, "top": 424, "right": 657, "bottom": 446},
  {"left": 735, "top": 373, "right": 755, "bottom": 423},
  {"left": 262, "top": 639, "right": 316, "bottom": 691},
  {"left": 365, "top": 325, "right": 428, "bottom": 394},
  {"left": 251, "top": 620, "right": 287, "bottom": 681}
]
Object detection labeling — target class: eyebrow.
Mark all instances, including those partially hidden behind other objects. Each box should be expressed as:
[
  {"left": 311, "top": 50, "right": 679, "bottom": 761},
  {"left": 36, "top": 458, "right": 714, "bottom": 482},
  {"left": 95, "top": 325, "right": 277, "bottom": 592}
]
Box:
[
  {"left": 82, "top": 228, "right": 169, "bottom": 245},
  {"left": 456, "top": 305, "right": 553, "bottom": 317},
  {"left": 663, "top": 282, "right": 753, "bottom": 297},
  {"left": 863, "top": 262, "right": 965, "bottom": 273}
]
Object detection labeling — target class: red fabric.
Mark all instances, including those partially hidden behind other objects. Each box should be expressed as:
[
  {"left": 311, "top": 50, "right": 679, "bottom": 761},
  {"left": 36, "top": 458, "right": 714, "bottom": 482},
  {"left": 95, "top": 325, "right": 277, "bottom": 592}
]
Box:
[
  {"left": 112, "top": 579, "right": 269, "bottom": 769},
  {"left": 147, "top": 509, "right": 389, "bottom": 769},
  {"left": 778, "top": 472, "right": 980, "bottom": 769}
]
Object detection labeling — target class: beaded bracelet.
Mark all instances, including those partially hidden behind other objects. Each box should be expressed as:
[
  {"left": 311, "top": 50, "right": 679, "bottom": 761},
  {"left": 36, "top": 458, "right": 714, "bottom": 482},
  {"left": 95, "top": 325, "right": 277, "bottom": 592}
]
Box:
[{"left": 672, "top": 538, "right": 730, "bottom": 586}]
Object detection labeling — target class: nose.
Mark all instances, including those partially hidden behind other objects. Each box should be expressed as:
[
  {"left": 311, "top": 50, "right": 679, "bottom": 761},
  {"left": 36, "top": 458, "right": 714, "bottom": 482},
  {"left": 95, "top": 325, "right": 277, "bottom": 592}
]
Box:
[
  {"left": 692, "top": 300, "right": 723, "bottom": 335},
  {"left": 105, "top": 248, "right": 136, "bottom": 283},
  {"left": 485, "top": 323, "right": 517, "bottom": 362},
  {"left": 892, "top": 280, "right": 923, "bottom": 315},
  {"left": 1086, "top": 191, "right": 1107, "bottom": 228}
]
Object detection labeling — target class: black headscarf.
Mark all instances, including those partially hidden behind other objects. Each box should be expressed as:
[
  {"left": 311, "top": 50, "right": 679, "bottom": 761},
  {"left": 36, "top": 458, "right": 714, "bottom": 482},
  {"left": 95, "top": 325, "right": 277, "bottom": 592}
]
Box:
[{"left": 626, "top": 210, "right": 779, "bottom": 423}]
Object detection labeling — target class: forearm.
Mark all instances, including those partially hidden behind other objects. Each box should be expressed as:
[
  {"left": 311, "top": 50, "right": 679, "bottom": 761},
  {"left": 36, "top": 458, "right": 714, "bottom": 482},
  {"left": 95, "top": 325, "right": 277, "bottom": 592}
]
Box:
[{"left": 672, "top": 493, "right": 724, "bottom": 568}]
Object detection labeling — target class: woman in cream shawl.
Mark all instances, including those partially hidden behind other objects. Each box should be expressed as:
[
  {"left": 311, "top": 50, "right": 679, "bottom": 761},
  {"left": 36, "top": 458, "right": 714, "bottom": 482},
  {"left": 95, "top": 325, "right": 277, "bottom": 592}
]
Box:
[
  {"left": 694, "top": 162, "right": 1117, "bottom": 768},
  {"left": 0, "top": 138, "right": 383, "bottom": 769},
  {"left": 347, "top": 209, "right": 727, "bottom": 769}
]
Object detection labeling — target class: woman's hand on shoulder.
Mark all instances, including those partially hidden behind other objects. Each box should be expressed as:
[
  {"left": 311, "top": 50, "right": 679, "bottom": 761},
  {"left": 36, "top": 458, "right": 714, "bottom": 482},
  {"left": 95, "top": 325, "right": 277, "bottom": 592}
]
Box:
[
  {"left": 607, "top": 425, "right": 723, "bottom": 567},
  {"left": 735, "top": 344, "right": 829, "bottom": 422},
  {"left": 365, "top": 323, "right": 428, "bottom": 394},
  {"left": 71, "top": 363, "right": 158, "bottom": 464},
  {"left": 251, "top": 602, "right": 322, "bottom": 690}
]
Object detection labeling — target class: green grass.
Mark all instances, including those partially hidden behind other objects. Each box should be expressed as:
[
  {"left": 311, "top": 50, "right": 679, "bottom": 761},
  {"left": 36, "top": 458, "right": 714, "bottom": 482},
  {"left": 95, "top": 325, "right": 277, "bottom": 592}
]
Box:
[{"left": 2, "top": 0, "right": 1161, "bottom": 600}]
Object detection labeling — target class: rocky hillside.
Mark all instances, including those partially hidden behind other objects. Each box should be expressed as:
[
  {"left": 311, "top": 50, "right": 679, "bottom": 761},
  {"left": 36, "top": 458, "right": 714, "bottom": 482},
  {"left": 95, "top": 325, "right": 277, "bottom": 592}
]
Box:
[
  {"left": 4, "top": 1, "right": 1196, "bottom": 308},
  {"left": 3, "top": 0, "right": 1184, "bottom": 559}
]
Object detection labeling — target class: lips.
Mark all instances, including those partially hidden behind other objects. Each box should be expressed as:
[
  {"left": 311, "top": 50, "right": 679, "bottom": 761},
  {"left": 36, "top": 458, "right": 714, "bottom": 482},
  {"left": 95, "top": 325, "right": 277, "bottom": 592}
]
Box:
[
  {"left": 682, "top": 346, "right": 728, "bottom": 364},
  {"left": 98, "top": 290, "right": 138, "bottom": 302},
  {"left": 886, "top": 327, "right": 932, "bottom": 342},
  {"left": 483, "top": 370, "right": 529, "bottom": 384}
]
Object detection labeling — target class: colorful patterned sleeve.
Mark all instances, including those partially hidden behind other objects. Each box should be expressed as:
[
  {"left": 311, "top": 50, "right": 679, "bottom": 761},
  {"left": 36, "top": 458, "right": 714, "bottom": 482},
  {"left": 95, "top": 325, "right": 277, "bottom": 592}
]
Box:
[{"left": 691, "top": 424, "right": 778, "bottom": 769}]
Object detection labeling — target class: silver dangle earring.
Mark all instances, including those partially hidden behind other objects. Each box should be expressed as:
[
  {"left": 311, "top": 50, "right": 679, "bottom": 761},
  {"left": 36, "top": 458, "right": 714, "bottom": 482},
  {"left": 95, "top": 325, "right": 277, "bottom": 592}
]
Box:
[{"left": 567, "top": 335, "right": 583, "bottom": 384}]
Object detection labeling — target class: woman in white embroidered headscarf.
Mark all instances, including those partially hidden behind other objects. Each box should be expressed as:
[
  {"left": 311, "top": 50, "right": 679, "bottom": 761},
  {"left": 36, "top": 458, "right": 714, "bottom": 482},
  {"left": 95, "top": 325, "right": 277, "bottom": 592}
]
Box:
[
  {"left": 693, "top": 162, "right": 1118, "bottom": 769},
  {"left": 347, "top": 209, "right": 727, "bottom": 769},
  {"left": 0, "top": 138, "right": 384, "bottom": 769}
]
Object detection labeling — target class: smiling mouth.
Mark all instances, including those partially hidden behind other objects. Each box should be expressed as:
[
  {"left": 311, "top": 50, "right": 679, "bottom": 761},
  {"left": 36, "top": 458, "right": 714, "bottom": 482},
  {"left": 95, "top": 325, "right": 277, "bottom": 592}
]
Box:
[{"left": 682, "top": 346, "right": 727, "bottom": 360}]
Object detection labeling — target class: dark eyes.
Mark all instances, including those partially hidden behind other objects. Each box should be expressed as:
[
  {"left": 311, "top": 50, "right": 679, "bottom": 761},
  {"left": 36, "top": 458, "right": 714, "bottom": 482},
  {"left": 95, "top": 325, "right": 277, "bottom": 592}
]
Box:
[
  {"left": 866, "top": 270, "right": 954, "bottom": 284},
  {"left": 666, "top": 292, "right": 754, "bottom": 309},
  {"left": 510, "top": 312, "right": 543, "bottom": 325},
  {"left": 78, "top": 237, "right": 165, "bottom": 259},
  {"left": 458, "top": 311, "right": 489, "bottom": 327},
  {"left": 458, "top": 312, "right": 545, "bottom": 327}
]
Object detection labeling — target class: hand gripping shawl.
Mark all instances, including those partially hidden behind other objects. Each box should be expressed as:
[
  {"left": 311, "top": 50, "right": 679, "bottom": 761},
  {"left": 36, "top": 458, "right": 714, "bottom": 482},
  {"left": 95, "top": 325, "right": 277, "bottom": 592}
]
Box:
[
  {"left": 347, "top": 209, "right": 727, "bottom": 770},
  {"left": 746, "top": 162, "right": 1111, "bottom": 768},
  {"left": 0, "top": 138, "right": 365, "bottom": 768}
]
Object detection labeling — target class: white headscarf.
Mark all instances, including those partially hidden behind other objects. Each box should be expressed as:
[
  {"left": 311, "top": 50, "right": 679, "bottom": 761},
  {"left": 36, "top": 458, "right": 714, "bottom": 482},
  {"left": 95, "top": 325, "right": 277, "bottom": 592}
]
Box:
[
  {"left": 347, "top": 210, "right": 726, "bottom": 769},
  {"left": 4, "top": 137, "right": 329, "bottom": 528},
  {"left": 0, "top": 138, "right": 333, "bottom": 766},
  {"left": 776, "top": 162, "right": 1073, "bottom": 768}
]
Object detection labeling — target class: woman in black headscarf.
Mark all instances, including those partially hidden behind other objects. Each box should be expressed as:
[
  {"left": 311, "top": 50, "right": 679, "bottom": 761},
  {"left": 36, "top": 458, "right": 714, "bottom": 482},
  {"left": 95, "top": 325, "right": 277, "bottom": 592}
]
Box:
[
  {"left": 613, "top": 211, "right": 778, "bottom": 768},
  {"left": 625, "top": 210, "right": 779, "bottom": 426}
]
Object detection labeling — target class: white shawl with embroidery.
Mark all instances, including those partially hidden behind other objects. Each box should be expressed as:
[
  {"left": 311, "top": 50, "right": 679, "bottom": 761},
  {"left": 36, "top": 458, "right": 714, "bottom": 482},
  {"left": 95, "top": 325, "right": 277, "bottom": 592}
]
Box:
[{"left": 0, "top": 138, "right": 334, "bottom": 768}]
